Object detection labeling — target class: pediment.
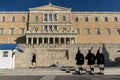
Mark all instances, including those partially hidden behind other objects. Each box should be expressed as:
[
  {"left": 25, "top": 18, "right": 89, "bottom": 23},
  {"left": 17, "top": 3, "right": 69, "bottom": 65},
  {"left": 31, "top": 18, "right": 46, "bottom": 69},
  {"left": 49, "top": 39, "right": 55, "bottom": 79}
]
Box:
[{"left": 29, "top": 3, "right": 71, "bottom": 11}]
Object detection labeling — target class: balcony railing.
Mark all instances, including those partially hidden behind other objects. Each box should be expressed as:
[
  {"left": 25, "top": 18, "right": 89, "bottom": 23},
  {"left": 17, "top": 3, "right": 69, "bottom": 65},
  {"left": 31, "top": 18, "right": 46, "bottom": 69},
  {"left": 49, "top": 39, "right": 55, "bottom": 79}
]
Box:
[
  {"left": 29, "top": 21, "right": 72, "bottom": 25},
  {"left": 25, "top": 30, "right": 77, "bottom": 34}
]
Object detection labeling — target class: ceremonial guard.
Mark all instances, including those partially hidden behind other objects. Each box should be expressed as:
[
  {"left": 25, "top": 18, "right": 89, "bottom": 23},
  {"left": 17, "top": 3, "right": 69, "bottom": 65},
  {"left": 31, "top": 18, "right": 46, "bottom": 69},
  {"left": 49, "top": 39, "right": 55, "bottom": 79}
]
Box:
[
  {"left": 85, "top": 48, "right": 96, "bottom": 74},
  {"left": 96, "top": 48, "right": 105, "bottom": 74},
  {"left": 75, "top": 47, "right": 84, "bottom": 75}
]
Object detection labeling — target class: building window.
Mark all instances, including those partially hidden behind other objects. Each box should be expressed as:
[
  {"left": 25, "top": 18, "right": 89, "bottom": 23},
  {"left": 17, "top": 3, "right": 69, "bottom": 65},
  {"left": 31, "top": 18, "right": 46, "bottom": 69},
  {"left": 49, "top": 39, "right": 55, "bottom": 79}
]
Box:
[
  {"left": 85, "top": 17, "right": 88, "bottom": 22},
  {"left": 20, "top": 28, "right": 25, "bottom": 34},
  {"left": 49, "top": 14, "right": 52, "bottom": 21},
  {"left": 44, "top": 14, "right": 48, "bottom": 21},
  {"left": 116, "top": 28, "right": 120, "bottom": 35},
  {"left": 9, "top": 28, "right": 14, "bottom": 35},
  {"left": 49, "top": 25, "right": 52, "bottom": 31},
  {"left": 22, "top": 16, "right": 25, "bottom": 22},
  {"left": 3, "top": 51, "right": 8, "bottom": 57},
  {"left": 104, "top": 17, "right": 108, "bottom": 22},
  {"left": 95, "top": 28, "right": 100, "bottom": 35},
  {"left": 43, "top": 25, "right": 58, "bottom": 31},
  {"left": 114, "top": 17, "right": 118, "bottom": 22},
  {"left": 85, "top": 28, "right": 90, "bottom": 35},
  {"left": 53, "top": 25, "right": 57, "bottom": 31},
  {"left": 44, "top": 25, "right": 47, "bottom": 31},
  {"left": 62, "top": 16, "right": 66, "bottom": 21},
  {"left": 76, "top": 28, "right": 80, "bottom": 34},
  {"left": 75, "top": 17, "right": 79, "bottom": 22},
  {"left": 0, "top": 28, "right": 4, "bottom": 35},
  {"left": 53, "top": 14, "right": 57, "bottom": 21},
  {"left": 11, "top": 17, "right": 15, "bottom": 22},
  {"left": 105, "top": 28, "right": 111, "bottom": 35},
  {"left": 43, "top": 14, "right": 57, "bottom": 21},
  {"left": 95, "top": 17, "right": 98, "bottom": 22},
  {"left": 34, "top": 16, "right": 38, "bottom": 21},
  {"left": 1, "top": 16, "right": 5, "bottom": 22}
]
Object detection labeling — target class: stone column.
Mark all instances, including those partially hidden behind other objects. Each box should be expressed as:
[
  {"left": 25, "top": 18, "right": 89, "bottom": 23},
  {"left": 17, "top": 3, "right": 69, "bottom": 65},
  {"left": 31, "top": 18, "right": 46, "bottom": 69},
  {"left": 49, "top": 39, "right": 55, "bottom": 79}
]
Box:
[
  {"left": 53, "top": 38, "right": 55, "bottom": 44},
  {"left": 59, "top": 38, "right": 61, "bottom": 44},
  {"left": 64, "top": 38, "right": 66, "bottom": 44},
  {"left": 37, "top": 38, "right": 39, "bottom": 44},
  {"left": 42, "top": 38, "right": 44, "bottom": 44},
  {"left": 26, "top": 37, "right": 28, "bottom": 44},
  {"left": 47, "top": 25, "right": 49, "bottom": 31},
  {"left": 31, "top": 37, "right": 33, "bottom": 44}
]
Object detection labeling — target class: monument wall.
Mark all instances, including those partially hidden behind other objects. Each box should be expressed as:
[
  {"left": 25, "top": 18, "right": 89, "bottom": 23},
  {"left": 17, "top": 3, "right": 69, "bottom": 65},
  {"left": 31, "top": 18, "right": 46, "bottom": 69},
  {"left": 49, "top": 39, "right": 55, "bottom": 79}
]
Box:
[{"left": 15, "top": 43, "right": 120, "bottom": 68}]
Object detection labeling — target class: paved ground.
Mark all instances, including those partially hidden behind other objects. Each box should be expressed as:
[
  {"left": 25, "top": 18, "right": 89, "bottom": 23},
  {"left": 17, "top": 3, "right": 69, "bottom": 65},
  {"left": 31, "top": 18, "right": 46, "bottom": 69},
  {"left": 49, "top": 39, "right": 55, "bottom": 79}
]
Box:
[
  {"left": 0, "top": 67, "right": 120, "bottom": 75},
  {"left": 0, "top": 75, "right": 120, "bottom": 80},
  {"left": 0, "top": 67, "right": 120, "bottom": 80}
]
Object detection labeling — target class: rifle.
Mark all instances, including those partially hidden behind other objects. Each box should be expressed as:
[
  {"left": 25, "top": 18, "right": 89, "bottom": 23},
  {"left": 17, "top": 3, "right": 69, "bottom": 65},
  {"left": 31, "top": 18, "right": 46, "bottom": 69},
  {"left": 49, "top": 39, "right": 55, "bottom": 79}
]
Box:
[
  {"left": 98, "top": 47, "right": 101, "bottom": 50},
  {"left": 90, "top": 47, "right": 93, "bottom": 51},
  {"left": 78, "top": 47, "right": 80, "bottom": 50}
]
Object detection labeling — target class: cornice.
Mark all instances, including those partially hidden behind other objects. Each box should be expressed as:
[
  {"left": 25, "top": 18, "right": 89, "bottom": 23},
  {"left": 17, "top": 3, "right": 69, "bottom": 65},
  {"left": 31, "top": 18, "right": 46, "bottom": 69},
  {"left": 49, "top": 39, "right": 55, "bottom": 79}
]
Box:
[
  {"left": 72, "top": 12, "right": 120, "bottom": 14},
  {"left": 0, "top": 11, "right": 29, "bottom": 14}
]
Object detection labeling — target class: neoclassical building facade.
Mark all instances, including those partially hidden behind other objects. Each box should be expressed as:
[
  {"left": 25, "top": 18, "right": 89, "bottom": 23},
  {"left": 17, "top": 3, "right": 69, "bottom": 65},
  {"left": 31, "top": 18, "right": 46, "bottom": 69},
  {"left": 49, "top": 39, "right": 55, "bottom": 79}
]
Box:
[
  {"left": 1, "top": 3, "right": 120, "bottom": 44},
  {"left": 1, "top": 3, "right": 120, "bottom": 68}
]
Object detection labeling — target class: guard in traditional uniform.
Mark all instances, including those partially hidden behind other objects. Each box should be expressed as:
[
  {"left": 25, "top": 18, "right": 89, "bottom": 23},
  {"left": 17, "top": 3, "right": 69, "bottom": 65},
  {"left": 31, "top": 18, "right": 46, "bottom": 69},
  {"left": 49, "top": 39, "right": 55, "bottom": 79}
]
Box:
[
  {"left": 96, "top": 48, "right": 105, "bottom": 74},
  {"left": 75, "top": 48, "right": 84, "bottom": 75},
  {"left": 85, "top": 49, "right": 95, "bottom": 74},
  {"left": 30, "top": 53, "right": 36, "bottom": 69}
]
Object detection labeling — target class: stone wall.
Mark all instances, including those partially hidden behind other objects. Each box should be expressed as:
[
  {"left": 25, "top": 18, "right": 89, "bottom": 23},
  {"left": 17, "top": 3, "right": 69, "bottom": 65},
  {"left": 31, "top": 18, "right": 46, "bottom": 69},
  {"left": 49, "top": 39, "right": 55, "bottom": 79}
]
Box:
[{"left": 15, "top": 43, "right": 120, "bottom": 68}]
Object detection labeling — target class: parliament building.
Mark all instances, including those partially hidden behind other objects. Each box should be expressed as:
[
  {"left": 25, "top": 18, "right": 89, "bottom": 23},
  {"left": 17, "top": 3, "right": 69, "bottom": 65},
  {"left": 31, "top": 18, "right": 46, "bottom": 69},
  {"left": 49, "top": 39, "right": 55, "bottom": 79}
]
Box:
[{"left": 0, "top": 3, "right": 120, "bottom": 68}]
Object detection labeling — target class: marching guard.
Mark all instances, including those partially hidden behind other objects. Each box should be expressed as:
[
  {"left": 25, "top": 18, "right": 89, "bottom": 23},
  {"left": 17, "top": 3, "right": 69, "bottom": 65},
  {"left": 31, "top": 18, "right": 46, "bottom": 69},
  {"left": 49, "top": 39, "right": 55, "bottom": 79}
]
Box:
[
  {"left": 75, "top": 47, "right": 84, "bottom": 75},
  {"left": 85, "top": 48, "right": 96, "bottom": 74},
  {"left": 96, "top": 48, "right": 105, "bottom": 74}
]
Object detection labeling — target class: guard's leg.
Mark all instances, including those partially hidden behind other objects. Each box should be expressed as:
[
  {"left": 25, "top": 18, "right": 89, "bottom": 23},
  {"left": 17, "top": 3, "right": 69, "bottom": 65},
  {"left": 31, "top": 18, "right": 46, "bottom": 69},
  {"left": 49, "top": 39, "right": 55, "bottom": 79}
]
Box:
[
  {"left": 29, "top": 63, "right": 32, "bottom": 69},
  {"left": 101, "top": 64, "right": 104, "bottom": 74},
  {"left": 99, "top": 64, "right": 104, "bottom": 74},
  {"left": 76, "top": 65, "right": 80, "bottom": 74},
  {"left": 90, "top": 65, "right": 94, "bottom": 74},
  {"left": 79, "top": 65, "right": 83, "bottom": 75},
  {"left": 32, "top": 62, "right": 36, "bottom": 69}
]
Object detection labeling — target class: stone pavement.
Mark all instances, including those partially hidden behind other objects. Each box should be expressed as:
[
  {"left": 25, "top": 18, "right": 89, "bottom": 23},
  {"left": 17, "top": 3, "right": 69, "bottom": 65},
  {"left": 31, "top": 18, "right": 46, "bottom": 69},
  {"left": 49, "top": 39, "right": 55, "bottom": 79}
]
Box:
[{"left": 0, "top": 67, "right": 120, "bottom": 76}]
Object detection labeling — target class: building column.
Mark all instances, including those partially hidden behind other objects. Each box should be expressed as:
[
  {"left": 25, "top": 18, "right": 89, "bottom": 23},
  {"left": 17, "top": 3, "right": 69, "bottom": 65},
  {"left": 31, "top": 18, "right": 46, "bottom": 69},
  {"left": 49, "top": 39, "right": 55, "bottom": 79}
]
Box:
[
  {"left": 37, "top": 37, "right": 39, "bottom": 44},
  {"left": 53, "top": 38, "right": 55, "bottom": 44},
  {"left": 26, "top": 37, "right": 28, "bottom": 44},
  {"left": 64, "top": 38, "right": 66, "bottom": 44},
  {"left": 31, "top": 38, "right": 33, "bottom": 44},
  {"left": 42, "top": 38, "right": 44, "bottom": 44},
  {"left": 59, "top": 38, "right": 61, "bottom": 44},
  {"left": 47, "top": 25, "right": 49, "bottom": 31}
]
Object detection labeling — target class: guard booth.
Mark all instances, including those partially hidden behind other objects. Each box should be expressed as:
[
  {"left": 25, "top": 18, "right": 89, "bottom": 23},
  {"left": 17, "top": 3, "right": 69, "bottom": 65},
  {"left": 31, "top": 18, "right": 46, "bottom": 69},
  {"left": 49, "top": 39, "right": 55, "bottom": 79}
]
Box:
[{"left": 0, "top": 44, "right": 17, "bottom": 69}]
